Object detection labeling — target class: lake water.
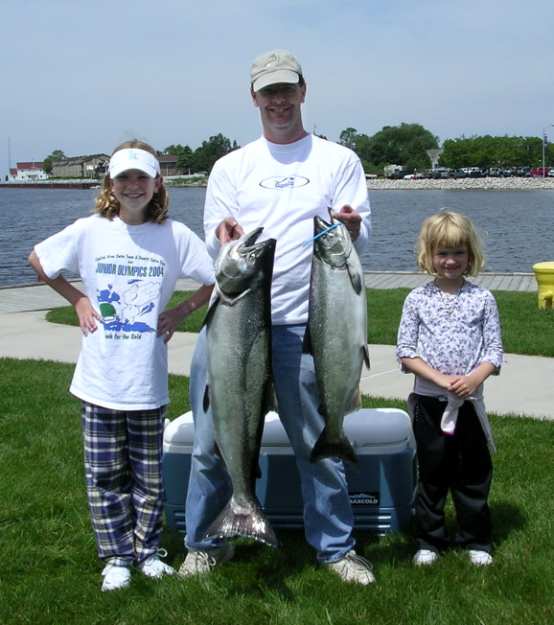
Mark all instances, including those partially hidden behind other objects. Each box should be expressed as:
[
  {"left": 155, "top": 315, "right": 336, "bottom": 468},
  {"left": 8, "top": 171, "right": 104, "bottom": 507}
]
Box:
[{"left": 1, "top": 187, "right": 553, "bottom": 287}]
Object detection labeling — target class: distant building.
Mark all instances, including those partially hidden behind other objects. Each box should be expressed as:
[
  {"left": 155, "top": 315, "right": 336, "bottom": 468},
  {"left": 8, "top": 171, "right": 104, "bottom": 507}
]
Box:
[
  {"left": 383, "top": 164, "right": 404, "bottom": 178},
  {"left": 51, "top": 154, "right": 109, "bottom": 178},
  {"left": 9, "top": 161, "right": 48, "bottom": 181},
  {"left": 158, "top": 154, "right": 178, "bottom": 176},
  {"left": 158, "top": 154, "right": 190, "bottom": 177}
]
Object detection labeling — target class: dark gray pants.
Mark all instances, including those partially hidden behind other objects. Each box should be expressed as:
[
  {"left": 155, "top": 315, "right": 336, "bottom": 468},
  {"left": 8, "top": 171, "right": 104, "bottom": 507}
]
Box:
[{"left": 413, "top": 395, "right": 493, "bottom": 553}]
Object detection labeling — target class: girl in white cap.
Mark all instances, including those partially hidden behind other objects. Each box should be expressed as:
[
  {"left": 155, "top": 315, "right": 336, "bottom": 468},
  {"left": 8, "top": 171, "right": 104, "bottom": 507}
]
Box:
[{"left": 28, "top": 140, "right": 215, "bottom": 591}]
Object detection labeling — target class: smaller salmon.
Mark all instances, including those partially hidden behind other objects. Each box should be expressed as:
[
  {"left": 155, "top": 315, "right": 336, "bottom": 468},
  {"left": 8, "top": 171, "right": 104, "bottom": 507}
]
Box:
[{"left": 304, "top": 215, "right": 370, "bottom": 463}]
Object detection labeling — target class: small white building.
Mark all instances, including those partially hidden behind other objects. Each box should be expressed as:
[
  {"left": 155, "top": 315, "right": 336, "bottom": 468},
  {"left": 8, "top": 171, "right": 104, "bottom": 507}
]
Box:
[
  {"left": 9, "top": 162, "right": 48, "bottom": 181},
  {"left": 383, "top": 164, "right": 404, "bottom": 178}
]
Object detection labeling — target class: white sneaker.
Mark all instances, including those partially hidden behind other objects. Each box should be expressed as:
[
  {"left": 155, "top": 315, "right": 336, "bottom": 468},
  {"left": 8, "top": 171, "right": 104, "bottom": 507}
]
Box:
[
  {"left": 325, "top": 550, "right": 376, "bottom": 585},
  {"left": 101, "top": 563, "right": 131, "bottom": 592},
  {"left": 178, "top": 543, "right": 235, "bottom": 577},
  {"left": 413, "top": 549, "right": 439, "bottom": 567},
  {"left": 139, "top": 554, "right": 175, "bottom": 579},
  {"left": 468, "top": 550, "right": 493, "bottom": 566}
]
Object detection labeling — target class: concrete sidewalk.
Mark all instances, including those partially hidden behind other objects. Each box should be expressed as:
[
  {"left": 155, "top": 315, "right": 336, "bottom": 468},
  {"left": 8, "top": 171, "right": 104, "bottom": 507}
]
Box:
[{"left": 1, "top": 308, "right": 552, "bottom": 421}]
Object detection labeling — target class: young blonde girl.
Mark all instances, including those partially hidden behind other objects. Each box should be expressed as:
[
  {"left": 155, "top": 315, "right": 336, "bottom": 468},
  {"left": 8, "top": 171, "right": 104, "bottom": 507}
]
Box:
[
  {"left": 29, "top": 140, "right": 214, "bottom": 591},
  {"left": 396, "top": 211, "right": 503, "bottom": 567}
]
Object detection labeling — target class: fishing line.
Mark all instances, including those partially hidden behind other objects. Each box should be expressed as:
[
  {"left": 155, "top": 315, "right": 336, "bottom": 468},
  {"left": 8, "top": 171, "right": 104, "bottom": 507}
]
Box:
[{"left": 303, "top": 222, "right": 340, "bottom": 246}]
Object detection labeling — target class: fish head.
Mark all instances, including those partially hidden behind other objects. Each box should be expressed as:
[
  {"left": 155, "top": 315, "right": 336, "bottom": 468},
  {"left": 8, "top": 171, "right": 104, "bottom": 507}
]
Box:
[
  {"left": 312, "top": 216, "right": 352, "bottom": 268},
  {"left": 215, "top": 227, "right": 276, "bottom": 296}
]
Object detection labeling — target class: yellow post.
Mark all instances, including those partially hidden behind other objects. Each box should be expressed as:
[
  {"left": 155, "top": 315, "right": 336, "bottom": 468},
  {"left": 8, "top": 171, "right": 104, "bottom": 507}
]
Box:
[{"left": 532, "top": 262, "right": 554, "bottom": 309}]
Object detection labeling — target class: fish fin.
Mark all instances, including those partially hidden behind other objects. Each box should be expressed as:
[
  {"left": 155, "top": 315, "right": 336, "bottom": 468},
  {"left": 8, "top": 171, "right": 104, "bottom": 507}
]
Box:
[
  {"left": 310, "top": 428, "right": 358, "bottom": 464},
  {"left": 349, "top": 388, "right": 362, "bottom": 412},
  {"left": 261, "top": 379, "right": 277, "bottom": 415},
  {"left": 202, "top": 385, "right": 210, "bottom": 412},
  {"left": 203, "top": 495, "right": 279, "bottom": 548},
  {"left": 362, "top": 344, "right": 370, "bottom": 369},
  {"left": 202, "top": 291, "right": 220, "bottom": 328},
  {"left": 345, "top": 255, "right": 362, "bottom": 294},
  {"left": 302, "top": 326, "right": 313, "bottom": 354}
]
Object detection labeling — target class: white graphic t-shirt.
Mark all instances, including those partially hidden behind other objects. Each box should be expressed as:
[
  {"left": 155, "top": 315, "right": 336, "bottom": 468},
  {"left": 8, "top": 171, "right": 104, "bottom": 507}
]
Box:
[{"left": 35, "top": 215, "right": 214, "bottom": 410}]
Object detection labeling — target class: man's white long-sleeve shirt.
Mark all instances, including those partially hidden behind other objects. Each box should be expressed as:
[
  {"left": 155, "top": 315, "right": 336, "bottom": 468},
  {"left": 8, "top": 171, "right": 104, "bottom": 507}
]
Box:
[{"left": 204, "top": 134, "right": 371, "bottom": 325}]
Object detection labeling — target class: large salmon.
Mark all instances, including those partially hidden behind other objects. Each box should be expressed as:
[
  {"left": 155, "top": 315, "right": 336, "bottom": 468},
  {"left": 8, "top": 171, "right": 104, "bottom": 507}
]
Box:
[
  {"left": 203, "top": 227, "right": 278, "bottom": 547},
  {"left": 305, "top": 216, "right": 370, "bottom": 463}
]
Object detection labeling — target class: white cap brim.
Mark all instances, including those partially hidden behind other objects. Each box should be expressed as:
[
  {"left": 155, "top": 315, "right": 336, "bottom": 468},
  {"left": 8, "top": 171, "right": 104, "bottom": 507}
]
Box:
[
  {"left": 109, "top": 148, "right": 160, "bottom": 179},
  {"left": 252, "top": 69, "right": 300, "bottom": 92}
]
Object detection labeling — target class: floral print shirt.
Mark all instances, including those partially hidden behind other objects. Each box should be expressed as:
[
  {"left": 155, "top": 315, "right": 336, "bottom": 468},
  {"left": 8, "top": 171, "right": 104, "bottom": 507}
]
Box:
[{"left": 396, "top": 280, "right": 504, "bottom": 375}]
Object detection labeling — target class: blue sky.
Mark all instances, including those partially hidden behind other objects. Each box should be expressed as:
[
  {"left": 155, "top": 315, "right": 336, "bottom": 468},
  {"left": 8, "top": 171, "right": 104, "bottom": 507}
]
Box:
[{"left": 2, "top": 0, "right": 553, "bottom": 176}]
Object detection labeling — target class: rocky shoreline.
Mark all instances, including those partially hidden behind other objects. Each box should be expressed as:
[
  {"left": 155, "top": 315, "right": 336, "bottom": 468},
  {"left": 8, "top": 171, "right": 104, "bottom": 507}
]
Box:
[{"left": 367, "top": 177, "right": 554, "bottom": 191}]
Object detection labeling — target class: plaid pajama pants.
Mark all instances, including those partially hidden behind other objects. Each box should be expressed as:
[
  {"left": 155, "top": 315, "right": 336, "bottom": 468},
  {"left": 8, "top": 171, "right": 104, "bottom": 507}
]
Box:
[{"left": 81, "top": 401, "right": 166, "bottom": 565}]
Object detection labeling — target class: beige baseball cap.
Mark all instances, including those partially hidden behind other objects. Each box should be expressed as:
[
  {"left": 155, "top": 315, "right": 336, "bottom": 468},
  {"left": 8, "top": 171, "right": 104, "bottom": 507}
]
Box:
[{"left": 250, "top": 49, "right": 303, "bottom": 92}]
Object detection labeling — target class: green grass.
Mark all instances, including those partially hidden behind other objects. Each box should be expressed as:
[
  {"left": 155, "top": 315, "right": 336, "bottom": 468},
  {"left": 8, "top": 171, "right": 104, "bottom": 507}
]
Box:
[
  {"left": 47, "top": 288, "right": 554, "bottom": 357},
  {"left": 1, "top": 357, "right": 553, "bottom": 625}
]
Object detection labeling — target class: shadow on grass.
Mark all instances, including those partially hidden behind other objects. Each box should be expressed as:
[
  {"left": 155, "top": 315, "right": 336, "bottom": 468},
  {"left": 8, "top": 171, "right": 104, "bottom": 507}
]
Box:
[
  {"left": 162, "top": 527, "right": 313, "bottom": 601},
  {"left": 492, "top": 500, "right": 527, "bottom": 546}
]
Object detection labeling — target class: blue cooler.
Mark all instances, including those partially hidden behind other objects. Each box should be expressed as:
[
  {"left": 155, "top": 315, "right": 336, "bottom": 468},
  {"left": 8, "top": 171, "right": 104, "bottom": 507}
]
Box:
[{"left": 163, "top": 408, "right": 416, "bottom": 536}]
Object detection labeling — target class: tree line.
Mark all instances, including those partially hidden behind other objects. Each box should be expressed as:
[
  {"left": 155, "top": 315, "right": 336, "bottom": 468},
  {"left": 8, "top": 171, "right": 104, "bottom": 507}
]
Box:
[
  {"left": 163, "top": 134, "right": 239, "bottom": 175},
  {"left": 338, "top": 125, "right": 554, "bottom": 173},
  {"left": 41, "top": 126, "right": 554, "bottom": 177}
]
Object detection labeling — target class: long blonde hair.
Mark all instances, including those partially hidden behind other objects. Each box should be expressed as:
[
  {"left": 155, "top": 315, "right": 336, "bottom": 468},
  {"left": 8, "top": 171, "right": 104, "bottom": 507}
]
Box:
[
  {"left": 95, "top": 140, "right": 169, "bottom": 223},
  {"left": 416, "top": 211, "right": 485, "bottom": 277}
]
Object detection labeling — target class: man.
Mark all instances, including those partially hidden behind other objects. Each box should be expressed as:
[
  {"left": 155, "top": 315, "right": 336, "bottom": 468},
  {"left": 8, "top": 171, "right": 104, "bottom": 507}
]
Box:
[{"left": 179, "top": 49, "right": 374, "bottom": 584}]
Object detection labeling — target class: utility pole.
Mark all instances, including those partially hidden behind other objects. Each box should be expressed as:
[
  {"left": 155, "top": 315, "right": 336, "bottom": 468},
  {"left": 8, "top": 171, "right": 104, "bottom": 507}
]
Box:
[
  {"left": 542, "top": 125, "right": 554, "bottom": 177},
  {"left": 7, "top": 136, "right": 12, "bottom": 179}
]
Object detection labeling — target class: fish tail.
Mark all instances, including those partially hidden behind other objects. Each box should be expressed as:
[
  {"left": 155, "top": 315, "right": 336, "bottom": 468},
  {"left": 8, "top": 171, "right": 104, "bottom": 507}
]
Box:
[
  {"left": 203, "top": 496, "right": 278, "bottom": 548},
  {"left": 310, "top": 429, "right": 358, "bottom": 464}
]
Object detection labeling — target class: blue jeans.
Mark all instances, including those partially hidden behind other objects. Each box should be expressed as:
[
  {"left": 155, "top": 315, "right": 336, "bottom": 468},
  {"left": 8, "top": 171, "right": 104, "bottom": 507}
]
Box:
[{"left": 184, "top": 324, "right": 355, "bottom": 563}]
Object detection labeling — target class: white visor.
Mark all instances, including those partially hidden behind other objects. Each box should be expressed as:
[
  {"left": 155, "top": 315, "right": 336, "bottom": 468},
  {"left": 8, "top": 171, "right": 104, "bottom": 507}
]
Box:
[{"left": 109, "top": 148, "right": 160, "bottom": 179}]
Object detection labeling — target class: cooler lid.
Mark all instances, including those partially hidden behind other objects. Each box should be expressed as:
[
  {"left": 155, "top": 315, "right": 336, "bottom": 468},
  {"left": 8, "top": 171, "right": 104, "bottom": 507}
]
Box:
[
  {"left": 262, "top": 409, "right": 413, "bottom": 448},
  {"left": 164, "top": 411, "right": 195, "bottom": 448},
  {"left": 164, "top": 408, "right": 412, "bottom": 449},
  {"left": 344, "top": 408, "right": 412, "bottom": 447}
]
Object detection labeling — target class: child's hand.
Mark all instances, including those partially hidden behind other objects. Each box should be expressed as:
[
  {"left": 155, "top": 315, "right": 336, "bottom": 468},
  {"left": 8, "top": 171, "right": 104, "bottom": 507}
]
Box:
[
  {"left": 448, "top": 374, "right": 479, "bottom": 398},
  {"left": 74, "top": 297, "right": 101, "bottom": 336},
  {"left": 448, "top": 363, "right": 495, "bottom": 398},
  {"left": 158, "top": 305, "right": 189, "bottom": 344},
  {"left": 436, "top": 372, "right": 460, "bottom": 390}
]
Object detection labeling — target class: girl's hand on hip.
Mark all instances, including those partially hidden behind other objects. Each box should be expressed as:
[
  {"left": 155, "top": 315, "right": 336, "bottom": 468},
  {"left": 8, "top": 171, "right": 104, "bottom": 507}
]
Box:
[
  {"left": 157, "top": 308, "right": 184, "bottom": 344},
  {"left": 74, "top": 297, "right": 100, "bottom": 336}
]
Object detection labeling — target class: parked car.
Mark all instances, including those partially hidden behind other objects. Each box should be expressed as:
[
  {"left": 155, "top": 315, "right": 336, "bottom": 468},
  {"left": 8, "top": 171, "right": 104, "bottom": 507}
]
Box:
[
  {"left": 461, "top": 167, "right": 484, "bottom": 178},
  {"left": 530, "top": 167, "right": 550, "bottom": 177},
  {"left": 431, "top": 167, "right": 453, "bottom": 179},
  {"left": 512, "top": 167, "right": 531, "bottom": 177},
  {"left": 548, "top": 168, "right": 554, "bottom": 177}
]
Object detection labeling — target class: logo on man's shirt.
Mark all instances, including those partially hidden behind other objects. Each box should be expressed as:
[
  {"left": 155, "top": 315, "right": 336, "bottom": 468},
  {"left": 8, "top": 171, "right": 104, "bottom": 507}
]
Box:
[{"left": 259, "top": 175, "right": 310, "bottom": 189}]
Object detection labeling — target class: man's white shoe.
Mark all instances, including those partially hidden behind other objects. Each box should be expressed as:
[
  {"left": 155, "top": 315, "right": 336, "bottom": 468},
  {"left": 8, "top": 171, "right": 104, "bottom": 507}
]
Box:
[
  {"left": 325, "top": 550, "right": 376, "bottom": 585},
  {"left": 178, "top": 544, "right": 235, "bottom": 577},
  {"left": 413, "top": 549, "right": 439, "bottom": 567},
  {"left": 101, "top": 563, "right": 131, "bottom": 592},
  {"left": 468, "top": 550, "right": 493, "bottom": 566},
  {"left": 139, "top": 554, "right": 175, "bottom": 578}
]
